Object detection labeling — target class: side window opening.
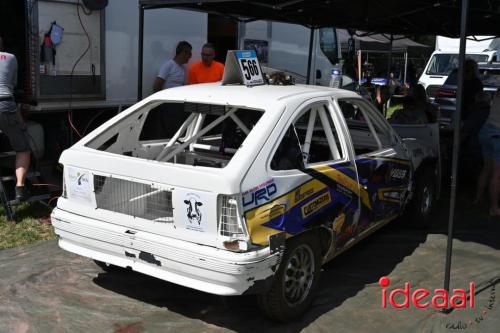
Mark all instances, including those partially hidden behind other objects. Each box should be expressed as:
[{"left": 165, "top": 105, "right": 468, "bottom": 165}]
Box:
[
  {"left": 338, "top": 99, "right": 392, "bottom": 156},
  {"left": 271, "top": 104, "right": 344, "bottom": 171}
]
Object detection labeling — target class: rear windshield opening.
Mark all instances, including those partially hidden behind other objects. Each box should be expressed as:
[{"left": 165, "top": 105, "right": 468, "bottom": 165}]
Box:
[{"left": 85, "top": 102, "right": 263, "bottom": 168}]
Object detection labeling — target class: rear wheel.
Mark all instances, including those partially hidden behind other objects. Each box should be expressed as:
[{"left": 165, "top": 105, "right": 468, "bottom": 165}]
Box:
[
  {"left": 409, "top": 167, "right": 436, "bottom": 227},
  {"left": 257, "top": 232, "right": 321, "bottom": 322}
]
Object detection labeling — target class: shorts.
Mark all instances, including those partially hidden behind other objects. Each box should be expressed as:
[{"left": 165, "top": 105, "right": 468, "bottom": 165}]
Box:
[
  {"left": 479, "top": 123, "right": 500, "bottom": 162},
  {"left": 0, "top": 110, "right": 31, "bottom": 153}
]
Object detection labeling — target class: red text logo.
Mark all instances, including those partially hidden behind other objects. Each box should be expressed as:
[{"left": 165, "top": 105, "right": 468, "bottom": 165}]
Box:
[{"left": 379, "top": 276, "right": 475, "bottom": 309}]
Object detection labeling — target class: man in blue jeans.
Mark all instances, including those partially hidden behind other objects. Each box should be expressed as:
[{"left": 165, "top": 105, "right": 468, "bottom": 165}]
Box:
[{"left": 0, "top": 36, "right": 31, "bottom": 201}]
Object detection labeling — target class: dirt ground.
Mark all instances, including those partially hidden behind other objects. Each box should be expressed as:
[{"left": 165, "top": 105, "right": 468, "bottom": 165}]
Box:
[{"left": 0, "top": 194, "right": 499, "bottom": 333}]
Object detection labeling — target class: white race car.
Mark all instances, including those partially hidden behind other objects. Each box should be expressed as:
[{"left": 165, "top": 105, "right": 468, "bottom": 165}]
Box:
[{"left": 52, "top": 81, "right": 439, "bottom": 321}]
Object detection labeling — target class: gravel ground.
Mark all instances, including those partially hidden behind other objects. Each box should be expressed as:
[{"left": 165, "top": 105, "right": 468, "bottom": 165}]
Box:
[{"left": 0, "top": 196, "right": 499, "bottom": 333}]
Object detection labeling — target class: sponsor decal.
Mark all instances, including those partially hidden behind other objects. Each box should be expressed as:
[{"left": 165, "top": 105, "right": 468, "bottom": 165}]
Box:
[
  {"left": 301, "top": 192, "right": 331, "bottom": 218},
  {"left": 242, "top": 180, "right": 277, "bottom": 207},
  {"left": 184, "top": 197, "right": 203, "bottom": 225},
  {"left": 390, "top": 168, "right": 407, "bottom": 180},
  {"left": 178, "top": 191, "right": 208, "bottom": 232},
  {"left": 294, "top": 187, "right": 314, "bottom": 203},
  {"left": 67, "top": 167, "right": 92, "bottom": 203}
]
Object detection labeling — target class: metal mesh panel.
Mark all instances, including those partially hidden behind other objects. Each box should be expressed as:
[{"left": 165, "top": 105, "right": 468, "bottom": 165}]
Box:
[
  {"left": 94, "top": 175, "right": 173, "bottom": 222},
  {"left": 219, "top": 196, "right": 245, "bottom": 237}
]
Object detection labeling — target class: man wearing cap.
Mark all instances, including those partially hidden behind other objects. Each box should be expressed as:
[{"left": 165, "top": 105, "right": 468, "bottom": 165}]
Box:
[
  {"left": 188, "top": 43, "right": 224, "bottom": 84},
  {"left": 0, "top": 36, "right": 30, "bottom": 201}
]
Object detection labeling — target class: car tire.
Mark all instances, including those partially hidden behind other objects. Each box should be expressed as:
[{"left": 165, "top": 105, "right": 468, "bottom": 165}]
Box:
[
  {"left": 257, "top": 232, "right": 321, "bottom": 322},
  {"left": 409, "top": 167, "right": 436, "bottom": 227},
  {"left": 93, "top": 259, "right": 124, "bottom": 273}
]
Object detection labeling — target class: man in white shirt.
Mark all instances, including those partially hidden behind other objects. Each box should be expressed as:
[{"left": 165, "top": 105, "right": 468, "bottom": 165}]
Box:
[
  {"left": 153, "top": 41, "right": 192, "bottom": 92},
  {"left": 0, "top": 36, "right": 31, "bottom": 201}
]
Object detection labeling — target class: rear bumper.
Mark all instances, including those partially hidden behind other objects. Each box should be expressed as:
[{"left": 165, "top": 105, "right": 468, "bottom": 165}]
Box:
[{"left": 51, "top": 208, "right": 281, "bottom": 295}]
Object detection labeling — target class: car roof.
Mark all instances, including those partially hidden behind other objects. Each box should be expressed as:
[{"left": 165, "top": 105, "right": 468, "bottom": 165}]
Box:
[{"left": 147, "top": 83, "right": 360, "bottom": 109}]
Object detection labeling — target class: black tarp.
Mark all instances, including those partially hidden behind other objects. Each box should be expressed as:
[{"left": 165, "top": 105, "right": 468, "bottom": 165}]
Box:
[{"left": 138, "top": 0, "right": 500, "bottom": 36}]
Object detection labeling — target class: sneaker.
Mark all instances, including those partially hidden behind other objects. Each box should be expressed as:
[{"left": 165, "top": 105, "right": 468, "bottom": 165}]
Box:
[{"left": 15, "top": 186, "right": 30, "bottom": 202}]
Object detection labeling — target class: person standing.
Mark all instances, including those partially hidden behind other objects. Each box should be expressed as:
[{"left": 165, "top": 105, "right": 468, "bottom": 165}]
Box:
[
  {"left": 187, "top": 43, "right": 224, "bottom": 84},
  {"left": 462, "top": 58, "right": 483, "bottom": 120},
  {"left": 153, "top": 41, "right": 192, "bottom": 92},
  {"left": 475, "top": 91, "right": 500, "bottom": 217},
  {"left": 0, "top": 36, "right": 30, "bottom": 201}
]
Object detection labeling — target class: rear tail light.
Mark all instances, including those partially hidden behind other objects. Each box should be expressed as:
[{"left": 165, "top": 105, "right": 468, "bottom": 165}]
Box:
[
  {"left": 437, "top": 88, "right": 456, "bottom": 98},
  {"left": 218, "top": 195, "right": 249, "bottom": 251}
]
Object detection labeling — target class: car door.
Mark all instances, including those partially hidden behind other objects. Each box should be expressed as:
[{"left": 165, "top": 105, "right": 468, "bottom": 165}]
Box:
[
  {"left": 334, "top": 98, "right": 412, "bottom": 231},
  {"left": 260, "top": 99, "right": 360, "bottom": 253}
]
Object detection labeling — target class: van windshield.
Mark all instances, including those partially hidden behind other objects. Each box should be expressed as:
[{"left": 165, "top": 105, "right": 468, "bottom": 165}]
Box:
[{"left": 426, "top": 54, "right": 489, "bottom": 76}]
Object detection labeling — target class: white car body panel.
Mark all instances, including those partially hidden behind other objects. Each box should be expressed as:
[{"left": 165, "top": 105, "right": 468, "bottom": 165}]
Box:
[{"left": 52, "top": 83, "right": 434, "bottom": 296}]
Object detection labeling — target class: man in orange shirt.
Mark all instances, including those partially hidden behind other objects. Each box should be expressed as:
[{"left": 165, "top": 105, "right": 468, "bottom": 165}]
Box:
[{"left": 188, "top": 43, "right": 224, "bottom": 84}]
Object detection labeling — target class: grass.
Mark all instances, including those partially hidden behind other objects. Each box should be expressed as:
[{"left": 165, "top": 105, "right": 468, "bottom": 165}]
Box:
[{"left": 0, "top": 201, "right": 56, "bottom": 250}]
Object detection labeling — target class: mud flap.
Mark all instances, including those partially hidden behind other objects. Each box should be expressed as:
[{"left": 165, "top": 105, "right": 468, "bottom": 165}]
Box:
[{"left": 269, "top": 232, "right": 285, "bottom": 254}]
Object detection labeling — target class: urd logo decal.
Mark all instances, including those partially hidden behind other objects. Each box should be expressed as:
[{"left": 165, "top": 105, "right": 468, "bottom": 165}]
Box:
[
  {"left": 184, "top": 196, "right": 203, "bottom": 225},
  {"left": 301, "top": 192, "right": 332, "bottom": 218}
]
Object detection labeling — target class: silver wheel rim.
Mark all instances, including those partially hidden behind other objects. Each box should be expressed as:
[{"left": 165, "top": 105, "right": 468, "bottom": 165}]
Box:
[
  {"left": 283, "top": 244, "right": 315, "bottom": 307},
  {"left": 421, "top": 186, "right": 432, "bottom": 215}
]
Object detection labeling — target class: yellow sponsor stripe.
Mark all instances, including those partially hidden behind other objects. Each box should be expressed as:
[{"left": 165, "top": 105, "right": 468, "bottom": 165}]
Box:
[
  {"left": 246, "top": 179, "right": 327, "bottom": 245},
  {"left": 310, "top": 165, "right": 371, "bottom": 209}
]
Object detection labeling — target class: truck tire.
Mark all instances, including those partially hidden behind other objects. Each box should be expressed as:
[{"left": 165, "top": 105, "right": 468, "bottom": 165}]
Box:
[
  {"left": 257, "top": 232, "right": 321, "bottom": 322},
  {"left": 409, "top": 167, "right": 436, "bottom": 227}
]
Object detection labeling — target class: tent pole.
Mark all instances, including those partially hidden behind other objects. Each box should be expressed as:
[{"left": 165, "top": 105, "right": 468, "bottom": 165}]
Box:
[
  {"left": 138, "top": 4, "right": 145, "bottom": 101},
  {"left": 358, "top": 50, "right": 362, "bottom": 83},
  {"left": 387, "top": 34, "right": 393, "bottom": 80},
  {"left": 443, "top": 0, "right": 469, "bottom": 302},
  {"left": 404, "top": 51, "right": 408, "bottom": 84},
  {"left": 306, "top": 28, "right": 315, "bottom": 84}
]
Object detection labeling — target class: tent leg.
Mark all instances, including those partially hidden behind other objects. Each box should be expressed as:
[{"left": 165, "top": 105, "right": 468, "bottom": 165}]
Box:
[
  {"left": 358, "top": 50, "right": 362, "bottom": 83},
  {"left": 404, "top": 52, "right": 408, "bottom": 84},
  {"left": 138, "top": 4, "right": 145, "bottom": 101},
  {"left": 387, "top": 34, "right": 393, "bottom": 80},
  {"left": 443, "top": 0, "right": 469, "bottom": 305},
  {"left": 306, "top": 28, "right": 315, "bottom": 84}
]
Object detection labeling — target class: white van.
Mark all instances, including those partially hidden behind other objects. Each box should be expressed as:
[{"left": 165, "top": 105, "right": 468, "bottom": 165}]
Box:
[{"left": 418, "top": 36, "right": 498, "bottom": 99}]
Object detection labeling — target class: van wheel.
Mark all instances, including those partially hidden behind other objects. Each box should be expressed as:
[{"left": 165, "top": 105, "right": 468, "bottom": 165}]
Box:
[
  {"left": 257, "top": 232, "right": 321, "bottom": 322},
  {"left": 93, "top": 260, "right": 124, "bottom": 272},
  {"left": 410, "top": 167, "right": 435, "bottom": 227}
]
